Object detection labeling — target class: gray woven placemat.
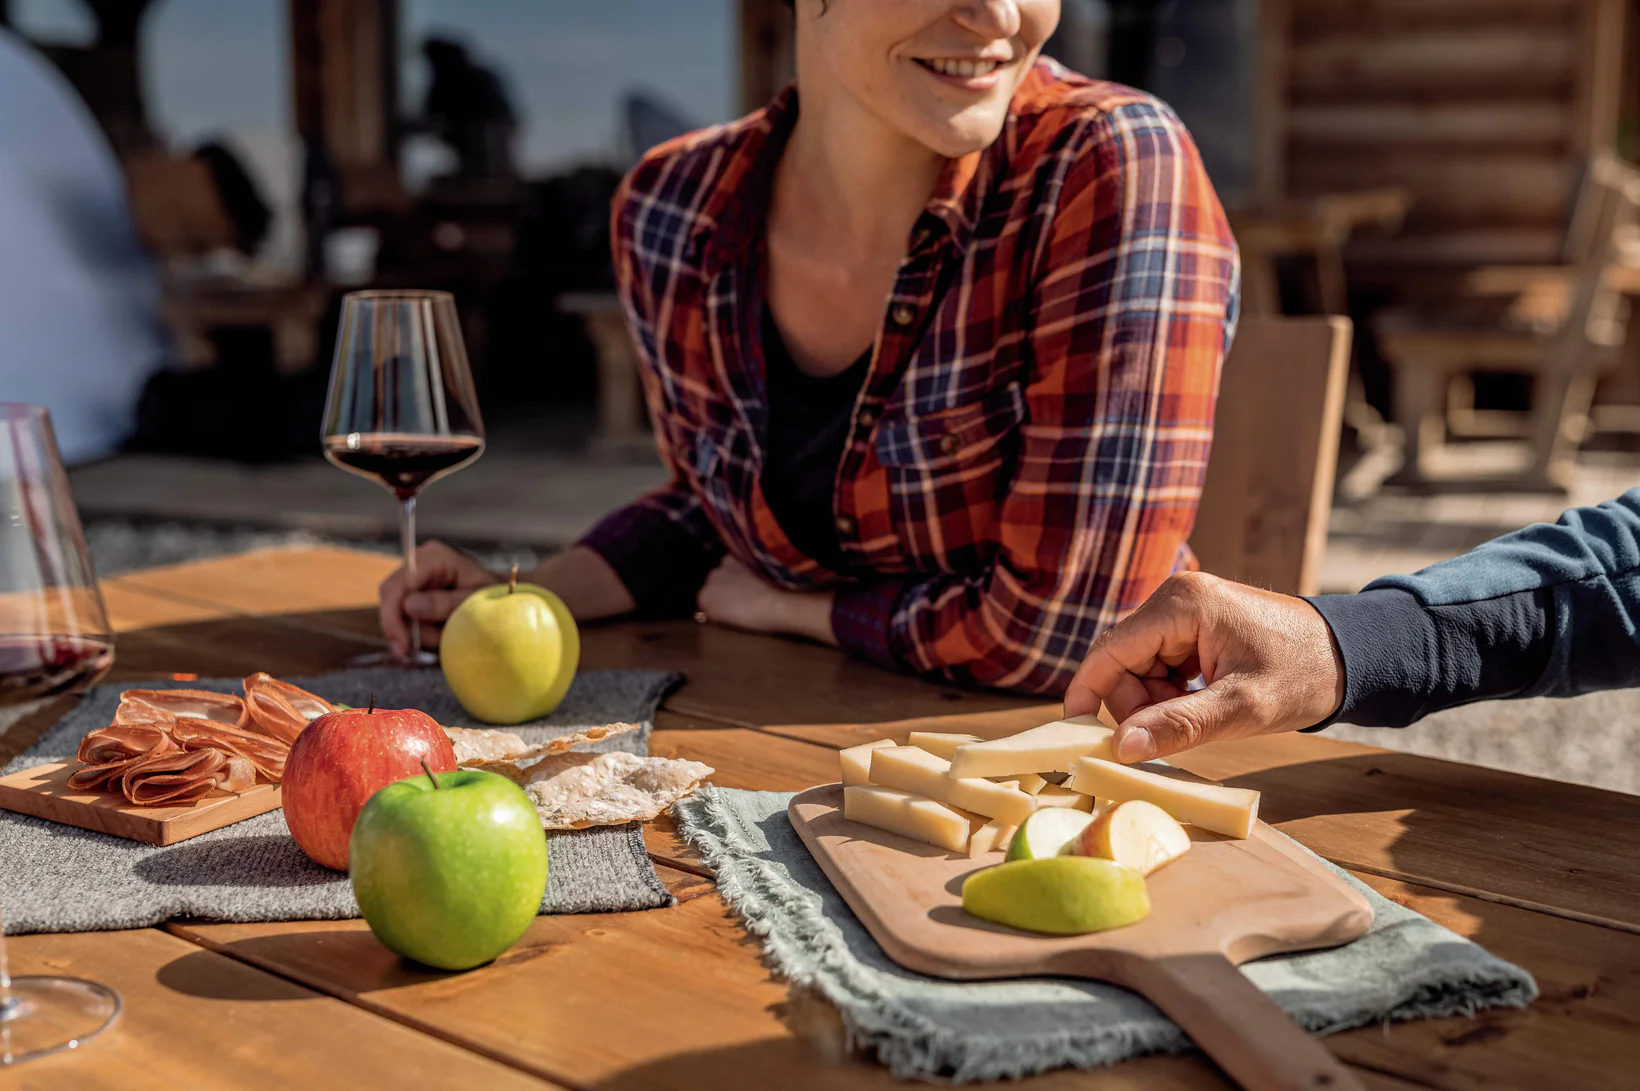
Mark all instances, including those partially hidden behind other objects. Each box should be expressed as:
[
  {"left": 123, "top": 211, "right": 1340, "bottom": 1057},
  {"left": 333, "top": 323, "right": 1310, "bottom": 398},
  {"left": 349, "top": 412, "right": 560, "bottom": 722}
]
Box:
[
  {"left": 0, "top": 666, "right": 684, "bottom": 935},
  {"left": 674, "top": 786, "right": 1538, "bottom": 1084}
]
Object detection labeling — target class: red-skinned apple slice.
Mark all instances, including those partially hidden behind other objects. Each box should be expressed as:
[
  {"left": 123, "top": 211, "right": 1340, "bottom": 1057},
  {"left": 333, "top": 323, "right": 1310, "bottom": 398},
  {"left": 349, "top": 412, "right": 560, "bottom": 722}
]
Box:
[{"left": 1072, "top": 799, "right": 1192, "bottom": 876}]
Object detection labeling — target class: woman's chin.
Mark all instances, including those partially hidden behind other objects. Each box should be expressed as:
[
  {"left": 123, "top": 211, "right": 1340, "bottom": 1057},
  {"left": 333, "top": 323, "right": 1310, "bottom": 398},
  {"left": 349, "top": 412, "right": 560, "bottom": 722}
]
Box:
[{"left": 901, "top": 103, "right": 1012, "bottom": 159}]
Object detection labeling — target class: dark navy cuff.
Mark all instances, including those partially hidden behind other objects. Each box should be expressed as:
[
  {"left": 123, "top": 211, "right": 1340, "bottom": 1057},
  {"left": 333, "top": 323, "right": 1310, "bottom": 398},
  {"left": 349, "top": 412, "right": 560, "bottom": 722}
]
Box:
[
  {"left": 831, "top": 581, "right": 907, "bottom": 672},
  {"left": 579, "top": 502, "right": 724, "bottom": 619}
]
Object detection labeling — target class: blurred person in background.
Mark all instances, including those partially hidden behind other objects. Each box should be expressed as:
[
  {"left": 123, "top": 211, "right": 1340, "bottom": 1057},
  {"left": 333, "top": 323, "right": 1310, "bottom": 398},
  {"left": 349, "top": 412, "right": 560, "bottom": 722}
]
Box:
[
  {"left": 0, "top": 27, "right": 167, "bottom": 463},
  {"left": 1065, "top": 491, "right": 1640, "bottom": 762},
  {"left": 380, "top": 0, "right": 1238, "bottom": 694}
]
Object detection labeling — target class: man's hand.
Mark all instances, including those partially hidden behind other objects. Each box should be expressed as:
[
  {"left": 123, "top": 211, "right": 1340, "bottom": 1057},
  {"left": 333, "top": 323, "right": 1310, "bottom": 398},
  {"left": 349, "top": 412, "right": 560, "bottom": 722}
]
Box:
[
  {"left": 378, "top": 540, "right": 502, "bottom": 657},
  {"left": 696, "top": 555, "right": 838, "bottom": 645},
  {"left": 1064, "top": 572, "right": 1346, "bottom": 762}
]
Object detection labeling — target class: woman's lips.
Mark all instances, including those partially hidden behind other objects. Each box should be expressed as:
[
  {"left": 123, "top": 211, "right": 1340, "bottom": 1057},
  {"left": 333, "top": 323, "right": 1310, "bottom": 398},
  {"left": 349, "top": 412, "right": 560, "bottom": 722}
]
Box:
[{"left": 912, "top": 56, "right": 1010, "bottom": 91}]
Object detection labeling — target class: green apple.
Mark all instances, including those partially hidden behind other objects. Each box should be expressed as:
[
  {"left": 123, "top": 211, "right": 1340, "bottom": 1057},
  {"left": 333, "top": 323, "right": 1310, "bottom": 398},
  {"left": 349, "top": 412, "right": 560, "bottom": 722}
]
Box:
[
  {"left": 349, "top": 768, "right": 549, "bottom": 970},
  {"left": 440, "top": 574, "right": 579, "bottom": 724},
  {"left": 962, "top": 857, "right": 1150, "bottom": 935},
  {"left": 1005, "top": 807, "right": 1097, "bottom": 861}
]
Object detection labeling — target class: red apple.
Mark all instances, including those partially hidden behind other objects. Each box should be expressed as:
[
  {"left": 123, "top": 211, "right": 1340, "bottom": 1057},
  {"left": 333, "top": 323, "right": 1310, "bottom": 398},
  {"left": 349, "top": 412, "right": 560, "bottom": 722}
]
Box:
[{"left": 282, "top": 705, "right": 458, "bottom": 871}]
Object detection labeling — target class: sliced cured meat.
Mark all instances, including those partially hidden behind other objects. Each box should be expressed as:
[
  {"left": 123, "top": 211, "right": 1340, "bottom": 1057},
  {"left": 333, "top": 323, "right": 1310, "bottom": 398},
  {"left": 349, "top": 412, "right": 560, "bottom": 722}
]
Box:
[
  {"left": 120, "top": 748, "right": 253, "bottom": 806},
  {"left": 115, "top": 688, "right": 250, "bottom": 730},
  {"left": 74, "top": 723, "right": 176, "bottom": 766},
  {"left": 169, "top": 718, "right": 289, "bottom": 781},
  {"left": 242, "top": 673, "right": 335, "bottom": 743}
]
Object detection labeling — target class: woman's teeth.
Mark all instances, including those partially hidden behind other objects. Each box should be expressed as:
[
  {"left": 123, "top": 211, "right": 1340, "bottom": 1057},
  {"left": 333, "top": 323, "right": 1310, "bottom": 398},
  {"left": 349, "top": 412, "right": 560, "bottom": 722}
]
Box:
[{"left": 919, "top": 58, "right": 1002, "bottom": 79}]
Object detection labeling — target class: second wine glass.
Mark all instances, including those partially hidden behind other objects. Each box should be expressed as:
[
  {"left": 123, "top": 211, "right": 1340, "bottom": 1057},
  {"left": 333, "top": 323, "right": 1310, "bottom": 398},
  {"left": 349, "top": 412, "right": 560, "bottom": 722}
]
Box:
[{"left": 321, "top": 290, "right": 485, "bottom": 665}]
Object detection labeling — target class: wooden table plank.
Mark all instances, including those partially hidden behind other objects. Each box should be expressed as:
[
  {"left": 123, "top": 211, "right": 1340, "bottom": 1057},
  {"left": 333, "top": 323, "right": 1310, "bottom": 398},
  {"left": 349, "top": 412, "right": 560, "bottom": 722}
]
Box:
[
  {"left": 169, "top": 895, "right": 1294, "bottom": 1091},
  {"left": 0, "top": 929, "right": 556, "bottom": 1090},
  {"left": 1164, "top": 733, "right": 1640, "bottom": 936}
]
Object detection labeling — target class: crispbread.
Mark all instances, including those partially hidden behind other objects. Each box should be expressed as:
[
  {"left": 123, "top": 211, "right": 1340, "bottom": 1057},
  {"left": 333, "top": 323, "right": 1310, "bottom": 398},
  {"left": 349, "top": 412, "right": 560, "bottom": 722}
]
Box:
[
  {"left": 522, "top": 750, "right": 713, "bottom": 830},
  {"left": 447, "top": 721, "right": 643, "bottom": 772}
]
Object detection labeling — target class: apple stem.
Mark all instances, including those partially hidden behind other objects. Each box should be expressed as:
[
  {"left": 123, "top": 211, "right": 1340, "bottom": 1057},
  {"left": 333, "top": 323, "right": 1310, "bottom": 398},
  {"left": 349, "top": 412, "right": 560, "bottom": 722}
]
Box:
[
  {"left": 419, "top": 758, "right": 441, "bottom": 790},
  {"left": 367, "top": 694, "right": 375, "bottom": 715},
  {"left": 509, "top": 564, "right": 518, "bottom": 593}
]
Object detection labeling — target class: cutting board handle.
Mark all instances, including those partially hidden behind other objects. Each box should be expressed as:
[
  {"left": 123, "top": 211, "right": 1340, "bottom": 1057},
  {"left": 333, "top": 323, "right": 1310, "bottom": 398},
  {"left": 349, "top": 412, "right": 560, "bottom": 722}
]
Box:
[{"left": 1115, "top": 951, "right": 1363, "bottom": 1091}]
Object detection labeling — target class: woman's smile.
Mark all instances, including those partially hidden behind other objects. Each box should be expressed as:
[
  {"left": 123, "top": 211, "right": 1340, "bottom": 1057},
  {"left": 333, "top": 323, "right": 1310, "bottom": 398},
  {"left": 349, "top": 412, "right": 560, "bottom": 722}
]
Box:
[{"left": 910, "top": 53, "right": 1015, "bottom": 91}]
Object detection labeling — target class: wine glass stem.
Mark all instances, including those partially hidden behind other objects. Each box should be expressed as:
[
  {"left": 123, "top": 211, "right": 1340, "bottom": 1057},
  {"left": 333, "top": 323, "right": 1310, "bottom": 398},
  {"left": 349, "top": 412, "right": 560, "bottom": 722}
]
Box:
[{"left": 399, "top": 492, "right": 421, "bottom": 660}]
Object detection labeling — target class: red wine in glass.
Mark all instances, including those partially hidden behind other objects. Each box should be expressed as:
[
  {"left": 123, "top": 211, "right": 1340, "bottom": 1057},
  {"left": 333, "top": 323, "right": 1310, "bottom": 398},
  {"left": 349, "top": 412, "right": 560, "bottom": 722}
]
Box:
[
  {"left": 0, "top": 404, "right": 121, "bottom": 1065},
  {"left": 321, "top": 291, "right": 486, "bottom": 665},
  {"left": 0, "top": 635, "right": 114, "bottom": 704},
  {"left": 322, "top": 433, "right": 484, "bottom": 497}
]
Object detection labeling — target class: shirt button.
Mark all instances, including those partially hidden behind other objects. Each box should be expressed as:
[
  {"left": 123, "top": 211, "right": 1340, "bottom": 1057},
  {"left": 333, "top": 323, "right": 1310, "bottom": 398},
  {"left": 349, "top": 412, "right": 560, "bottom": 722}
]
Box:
[
  {"left": 938, "top": 433, "right": 961, "bottom": 455},
  {"left": 835, "top": 514, "right": 858, "bottom": 537},
  {"left": 857, "top": 407, "right": 878, "bottom": 428},
  {"left": 890, "top": 304, "right": 916, "bottom": 327},
  {"left": 910, "top": 227, "right": 931, "bottom": 250}
]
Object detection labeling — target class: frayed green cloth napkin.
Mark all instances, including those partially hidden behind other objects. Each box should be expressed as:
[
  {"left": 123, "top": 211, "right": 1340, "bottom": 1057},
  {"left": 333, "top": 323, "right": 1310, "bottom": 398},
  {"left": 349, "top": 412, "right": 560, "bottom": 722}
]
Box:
[{"left": 673, "top": 786, "right": 1537, "bottom": 1084}]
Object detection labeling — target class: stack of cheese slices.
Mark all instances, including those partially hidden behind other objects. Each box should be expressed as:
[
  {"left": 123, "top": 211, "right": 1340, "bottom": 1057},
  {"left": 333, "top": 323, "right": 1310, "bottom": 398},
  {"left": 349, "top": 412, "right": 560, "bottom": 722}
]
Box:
[{"left": 838, "top": 714, "right": 1262, "bottom": 856}]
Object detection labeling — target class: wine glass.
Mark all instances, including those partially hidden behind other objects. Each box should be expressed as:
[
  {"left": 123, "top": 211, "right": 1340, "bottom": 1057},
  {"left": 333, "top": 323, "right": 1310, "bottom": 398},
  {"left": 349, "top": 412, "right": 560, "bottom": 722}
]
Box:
[
  {"left": 321, "top": 291, "right": 485, "bottom": 665},
  {"left": 0, "top": 404, "right": 120, "bottom": 1065}
]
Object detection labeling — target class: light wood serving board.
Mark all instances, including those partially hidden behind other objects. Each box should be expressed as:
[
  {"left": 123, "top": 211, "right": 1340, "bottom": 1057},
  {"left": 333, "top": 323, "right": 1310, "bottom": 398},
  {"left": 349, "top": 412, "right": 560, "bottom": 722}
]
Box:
[
  {"left": 0, "top": 761, "right": 282, "bottom": 845},
  {"left": 790, "top": 783, "right": 1374, "bottom": 1091}
]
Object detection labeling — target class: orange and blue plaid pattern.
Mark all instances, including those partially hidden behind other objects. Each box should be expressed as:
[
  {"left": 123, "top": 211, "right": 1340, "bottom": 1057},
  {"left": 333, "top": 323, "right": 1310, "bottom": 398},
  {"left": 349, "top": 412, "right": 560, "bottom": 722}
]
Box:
[{"left": 581, "top": 60, "right": 1239, "bottom": 695}]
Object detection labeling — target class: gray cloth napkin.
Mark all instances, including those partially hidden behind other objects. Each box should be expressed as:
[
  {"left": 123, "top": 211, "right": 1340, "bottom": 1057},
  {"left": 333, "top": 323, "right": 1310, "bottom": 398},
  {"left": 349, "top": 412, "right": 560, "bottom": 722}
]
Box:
[
  {"left": 0, "top": 666, "right": 684, "bottom": 935},
  {"left": 674, "top": 786, "right": 1539, "bottom": 1084}
]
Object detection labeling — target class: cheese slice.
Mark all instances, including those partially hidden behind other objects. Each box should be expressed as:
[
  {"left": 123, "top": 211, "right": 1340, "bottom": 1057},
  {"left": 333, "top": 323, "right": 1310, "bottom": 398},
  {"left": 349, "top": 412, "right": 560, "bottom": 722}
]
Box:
[
  {"left": 1067, "top": 757, "right": 1260, "bottom": 838},
  {"left": 947, "top": 775, "right": 1037, "bottom": 826},
  {"left": 1034, "top": 783, "right": 1095, "bottom": 812},
  {"left": 968, "top": 817, "right": 1018, "bottom": 858},
  {"left": 843, "top": 785, "right": 978, "bottom": 853},
  {"left": 869, "top": 746, "right": 953, "bottom": 802},
  {"left": 946, "top": 715, "right": 1116, "bottom": 779},
  {"left": 1008, "top": 772, "right": 1048, "bottom": 796},
  {"left": 839, "top": 739, "right": 895, "bottom": 787},
  {"left": 906, "top": 731, "right": 984, "bottom": 760}
]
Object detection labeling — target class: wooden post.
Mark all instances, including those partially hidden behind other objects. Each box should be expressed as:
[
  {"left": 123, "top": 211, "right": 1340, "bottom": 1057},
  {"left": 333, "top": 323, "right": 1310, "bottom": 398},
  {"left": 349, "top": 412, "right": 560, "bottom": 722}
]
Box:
[
  {"left": 739, "top": 0, "right": 794, "bottom": 113},
  {"left": 289, "top": 0, "right": 399, "bottom": 211}
]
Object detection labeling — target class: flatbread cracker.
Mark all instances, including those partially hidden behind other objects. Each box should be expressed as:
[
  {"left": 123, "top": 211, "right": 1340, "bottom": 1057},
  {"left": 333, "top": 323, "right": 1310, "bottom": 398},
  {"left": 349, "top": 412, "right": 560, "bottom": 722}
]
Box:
[
  {"left": 522, "top": 751, "right": 713, "bottom": 829},
  {"left": 447, "top": 721, "right": 642, "bottom": 770}
]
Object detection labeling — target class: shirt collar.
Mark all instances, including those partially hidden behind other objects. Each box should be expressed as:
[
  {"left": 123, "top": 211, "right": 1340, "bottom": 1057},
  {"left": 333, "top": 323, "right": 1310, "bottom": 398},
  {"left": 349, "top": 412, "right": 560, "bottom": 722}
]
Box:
[{"left": 691, "top": 85, "right": 996, "bottom": 274}]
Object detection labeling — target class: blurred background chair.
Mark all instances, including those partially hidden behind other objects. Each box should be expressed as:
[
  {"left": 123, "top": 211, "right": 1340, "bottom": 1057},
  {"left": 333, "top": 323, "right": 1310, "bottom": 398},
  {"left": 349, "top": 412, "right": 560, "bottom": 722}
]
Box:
[
  {"left": 1375, "top": 153, "right": 1640, "bottom": 492},
  {"left": 1191, "top": 315, "right": 1352, "bottom": 597}
]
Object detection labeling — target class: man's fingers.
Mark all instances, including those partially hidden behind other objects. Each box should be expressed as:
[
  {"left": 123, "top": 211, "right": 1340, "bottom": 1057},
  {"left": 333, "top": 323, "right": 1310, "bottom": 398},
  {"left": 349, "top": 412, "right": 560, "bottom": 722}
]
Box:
[
  {"left": 404, "top": 589, "right": 473, "bottom": 621},
  {"left": 1110, "top": 683, "right": 1255, "bottom": 763}
]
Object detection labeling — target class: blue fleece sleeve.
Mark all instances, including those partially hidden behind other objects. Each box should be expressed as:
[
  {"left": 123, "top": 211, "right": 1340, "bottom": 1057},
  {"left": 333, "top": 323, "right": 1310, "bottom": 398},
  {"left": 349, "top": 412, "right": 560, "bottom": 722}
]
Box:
[{"left": 1304, "top": 488, "right": 1640, "bottom": 727}]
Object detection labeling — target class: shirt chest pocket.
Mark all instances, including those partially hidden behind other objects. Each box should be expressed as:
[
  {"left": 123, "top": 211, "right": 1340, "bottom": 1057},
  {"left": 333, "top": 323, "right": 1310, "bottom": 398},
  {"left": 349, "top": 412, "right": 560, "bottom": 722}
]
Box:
[{"left": 874, "top": 383, "right": 1026, "bottom": 475}]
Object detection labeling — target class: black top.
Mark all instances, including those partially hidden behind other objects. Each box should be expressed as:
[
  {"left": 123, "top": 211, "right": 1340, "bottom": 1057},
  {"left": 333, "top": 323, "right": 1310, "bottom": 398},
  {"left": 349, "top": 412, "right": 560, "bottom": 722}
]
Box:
[
  {"left": 1302, "top": 489, "right": 1640, "bottom": 729},
  {"left": 760, "top": 306, "right": 870, "bottom": 574}
]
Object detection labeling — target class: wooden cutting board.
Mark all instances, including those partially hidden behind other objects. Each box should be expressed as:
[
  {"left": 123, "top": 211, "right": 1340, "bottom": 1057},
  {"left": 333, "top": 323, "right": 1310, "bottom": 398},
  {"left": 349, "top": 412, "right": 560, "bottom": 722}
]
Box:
[
  {"left": 0, "top": 761, "right": 282, "bottom": 845},
  {"left": 789, "top": 783, "right": 1374, "bottom": 1091}
]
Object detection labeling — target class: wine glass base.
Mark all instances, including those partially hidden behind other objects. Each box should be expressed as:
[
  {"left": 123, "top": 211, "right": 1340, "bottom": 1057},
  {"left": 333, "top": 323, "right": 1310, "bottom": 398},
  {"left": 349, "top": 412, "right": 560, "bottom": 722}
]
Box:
[
  {"left": 0, "top": 976, "right": 121, "bottom": 1065},
  {"left": 345, "top": 649, "right": 439, "bottom": 669}
]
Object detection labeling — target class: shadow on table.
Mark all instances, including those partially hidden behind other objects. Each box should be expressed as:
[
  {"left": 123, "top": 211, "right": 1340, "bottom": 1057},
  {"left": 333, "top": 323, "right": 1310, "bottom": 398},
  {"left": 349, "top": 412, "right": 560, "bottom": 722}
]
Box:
[{"left": 156, "top": 948, "right": 318, "bottom": 1002}]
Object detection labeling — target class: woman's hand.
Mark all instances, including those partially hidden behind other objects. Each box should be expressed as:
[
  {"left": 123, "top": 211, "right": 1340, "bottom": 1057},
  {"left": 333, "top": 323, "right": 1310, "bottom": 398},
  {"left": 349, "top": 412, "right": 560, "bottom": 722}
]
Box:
[
  {"left": 696, "top": 555, "right": 838, "bottom": 646},
  {"left": 378, "top": 540, "right": 502, "bottom": 657},
  {"left": 1063, "top": 572, "right": 1346, "bottom": 762}
]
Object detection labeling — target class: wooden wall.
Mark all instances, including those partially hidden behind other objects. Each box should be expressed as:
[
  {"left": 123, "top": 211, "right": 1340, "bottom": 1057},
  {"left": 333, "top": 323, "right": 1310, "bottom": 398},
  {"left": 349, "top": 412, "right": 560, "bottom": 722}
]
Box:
[{"left": 1262, "top": 0, "right": 1629, "bottom": 270}]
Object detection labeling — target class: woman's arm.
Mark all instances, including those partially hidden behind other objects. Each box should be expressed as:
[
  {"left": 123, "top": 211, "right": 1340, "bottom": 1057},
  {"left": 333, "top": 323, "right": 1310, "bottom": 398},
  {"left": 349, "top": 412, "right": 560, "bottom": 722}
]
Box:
[{"left": 830, "top": 101, "right": 1239, "bottom": 694}]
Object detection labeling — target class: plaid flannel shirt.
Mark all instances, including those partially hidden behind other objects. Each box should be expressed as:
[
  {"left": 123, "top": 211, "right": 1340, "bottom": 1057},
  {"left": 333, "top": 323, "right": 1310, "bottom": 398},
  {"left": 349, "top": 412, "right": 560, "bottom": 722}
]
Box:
[{"left": 581, "top": 60, "right": 1239, "bottom": 695}]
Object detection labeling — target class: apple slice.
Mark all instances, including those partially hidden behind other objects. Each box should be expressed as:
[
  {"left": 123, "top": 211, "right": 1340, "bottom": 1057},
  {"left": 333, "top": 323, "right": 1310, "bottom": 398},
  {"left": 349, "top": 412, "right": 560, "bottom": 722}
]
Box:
[
  {"left": 1072, "top": 800, "right": 1191, "bottom": 876},
  {"left": 1004, "top": 807, "right": 1097, "bottom": 861}
]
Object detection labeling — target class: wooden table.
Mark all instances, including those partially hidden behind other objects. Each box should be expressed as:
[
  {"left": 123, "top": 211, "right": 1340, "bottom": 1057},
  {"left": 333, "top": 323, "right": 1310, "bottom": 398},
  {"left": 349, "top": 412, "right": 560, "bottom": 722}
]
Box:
[{"left": 3, "top": 546, "right": 1637, "bottom": 1089}]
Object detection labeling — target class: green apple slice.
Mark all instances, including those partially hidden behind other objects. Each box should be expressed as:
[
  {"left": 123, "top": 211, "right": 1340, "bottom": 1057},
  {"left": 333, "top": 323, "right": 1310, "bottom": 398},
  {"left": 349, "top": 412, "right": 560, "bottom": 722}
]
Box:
[
  {"left": 962, "top": 856, "right": 1150, "bottom": 935},
  {"left": 1005, "top": 807, "right": 1097, "bottom": 861}
]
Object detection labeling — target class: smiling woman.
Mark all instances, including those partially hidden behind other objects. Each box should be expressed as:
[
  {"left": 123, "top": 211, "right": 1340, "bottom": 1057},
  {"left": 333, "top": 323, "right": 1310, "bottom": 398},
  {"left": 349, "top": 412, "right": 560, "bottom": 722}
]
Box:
[{"left": 379, "top": 0, "right": 1240, "bottom": 698}]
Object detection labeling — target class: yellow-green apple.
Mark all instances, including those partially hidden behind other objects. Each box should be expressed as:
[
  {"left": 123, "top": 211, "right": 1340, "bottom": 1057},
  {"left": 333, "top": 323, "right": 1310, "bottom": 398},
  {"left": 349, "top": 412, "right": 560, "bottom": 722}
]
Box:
[
  {"left": 439, "top": 570, "right": 579, "bottom": 724},
  {"left": 962, "top": 856, "right": 1150, "bottom": 934},
  {"left": 283, "top": 704, "right": 458, "bottom": 871},
  {"left": 349, "top": 767, "right": 548, "bottom": 970},
  {"left": 1070, "top": 800, "right": 1192, "bottom": 876},
  {"left": 1005, "top": 808, "right": 1096, "bottom": 861}
]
